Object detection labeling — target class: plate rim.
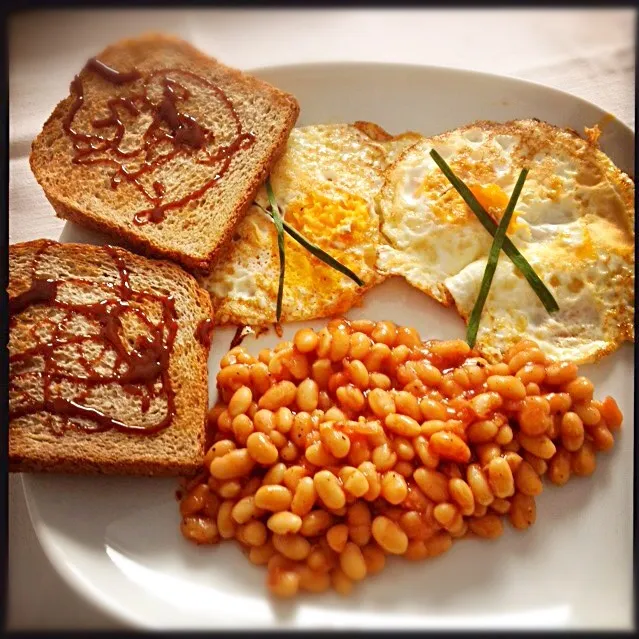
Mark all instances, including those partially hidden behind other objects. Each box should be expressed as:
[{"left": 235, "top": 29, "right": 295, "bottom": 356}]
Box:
[
  {"left": 20, "top": 473, "right": 146, "bottom": 628},
  {"left": 17, "top": 59, "right": 636, "bottom": 629},
  {"left": 246, "top": 60, "right": 635, "bottom": 136}
]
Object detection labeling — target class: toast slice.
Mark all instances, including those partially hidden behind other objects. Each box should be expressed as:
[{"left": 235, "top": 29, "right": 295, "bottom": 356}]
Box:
[
  {"left": 30, "top": 33, "right": 300, "bottom": 271},
  {"left": 8, "top": 240, "right": 213, "bottom": 476}
]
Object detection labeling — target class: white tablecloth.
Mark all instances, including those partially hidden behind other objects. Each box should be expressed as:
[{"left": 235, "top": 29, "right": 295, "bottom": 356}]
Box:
[{"left": 7, "top": 7, "right": 635, "bottom": 629}]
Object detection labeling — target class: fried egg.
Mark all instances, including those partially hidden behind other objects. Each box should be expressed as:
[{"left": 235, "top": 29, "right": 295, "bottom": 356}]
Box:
[
  {"left": 199, "top": 123, "right": 419, "bottom": 325},
  {"left": 377, "top": 119, "right": 634, "bottom": 362}
]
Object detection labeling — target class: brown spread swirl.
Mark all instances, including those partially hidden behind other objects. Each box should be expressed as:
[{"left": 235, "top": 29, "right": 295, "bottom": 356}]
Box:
[
  {"left": 229, "top": 324, "right": 268, "bottom": 349},
  {"left": 9, "top": 241, "right": 179, "bottom": 436},
  {"left": 195, "top": 317, "right": 214, "bottom": 349},
  {"left": 86, "top": 57, "right": 142, "bottom": 85},
  {"left": 62, "top": 57, "right": 256, "bottom": 225}
]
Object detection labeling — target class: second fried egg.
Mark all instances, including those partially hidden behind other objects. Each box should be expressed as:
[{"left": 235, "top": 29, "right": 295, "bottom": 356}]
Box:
[{"left": 377, "top": 119, "right": 634, "bottom": 362}]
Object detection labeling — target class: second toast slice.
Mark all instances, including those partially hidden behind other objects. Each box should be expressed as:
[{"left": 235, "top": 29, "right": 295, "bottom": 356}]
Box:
[{"left": 9, "top": 240, "right": 213, "bottom": 475}]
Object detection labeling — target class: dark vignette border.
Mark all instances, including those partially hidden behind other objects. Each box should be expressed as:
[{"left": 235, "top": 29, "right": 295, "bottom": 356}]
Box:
[{"left": 1, "top": 0, "right": 637, "bottom": 636}]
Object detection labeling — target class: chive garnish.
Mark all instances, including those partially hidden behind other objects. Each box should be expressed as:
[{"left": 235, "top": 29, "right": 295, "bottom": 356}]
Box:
[
  {"left": 265, "top": 180, "right": 285, "bottom": 322},
  {"left": 429, "top": 149, "right": 559, "bottom": 314},
  {"left": 466, "top": 168, "right": 529, "bottom": 348},
  {"left": 257, "top": 179, "right": 365, "bottom": 321},
  {"left": 279, "top": 223, "right": 364, "bottom": 286}
]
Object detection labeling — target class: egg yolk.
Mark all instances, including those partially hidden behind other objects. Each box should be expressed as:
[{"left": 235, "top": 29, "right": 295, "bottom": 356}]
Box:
[
  {"left": 285, "top": 191, "right": 370, "bottom": 242},
  {"left": 574, "top": 227, "right": 595, "bottom": 260},
  {"left": 282, "top": 191, "right": 373, "bottom": 290},
  {"left": 469, "top": 183, "right": 523, "bottom": 234},
  {"left": 415, "top": 176, "right": 524, "bottom": 232},
  {"left": 470, "top": 183, "right": 510, "bottom": 212}
]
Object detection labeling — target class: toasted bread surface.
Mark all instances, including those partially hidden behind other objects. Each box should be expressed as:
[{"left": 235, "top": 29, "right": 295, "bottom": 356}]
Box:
[
  {"left": 30, "top": 33, "right": 300, "bottom": 271},
  {"left": 9, "top": 240, "right": 213, "bottom": 476}
]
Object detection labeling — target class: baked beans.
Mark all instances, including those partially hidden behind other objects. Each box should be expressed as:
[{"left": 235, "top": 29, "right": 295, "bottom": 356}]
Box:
[{"left": 180, "top": 320, "right": 622, "bottom": 598}]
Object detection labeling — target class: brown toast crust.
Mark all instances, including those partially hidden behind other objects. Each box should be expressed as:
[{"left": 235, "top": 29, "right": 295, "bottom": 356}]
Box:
[
  {"left": 9, "top": 455, "right": 202, "bottom": 476},
  {"left": 9, "top": 239, "right": 213, "bottom": 476},
  {"left": 29, "top": 33, "right": 300, "bottom": 272}
]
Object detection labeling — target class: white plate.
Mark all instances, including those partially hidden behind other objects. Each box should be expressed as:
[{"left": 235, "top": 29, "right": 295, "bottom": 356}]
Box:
[{"left": 20, "top": 62, "right": 634, "bottom": 630}]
